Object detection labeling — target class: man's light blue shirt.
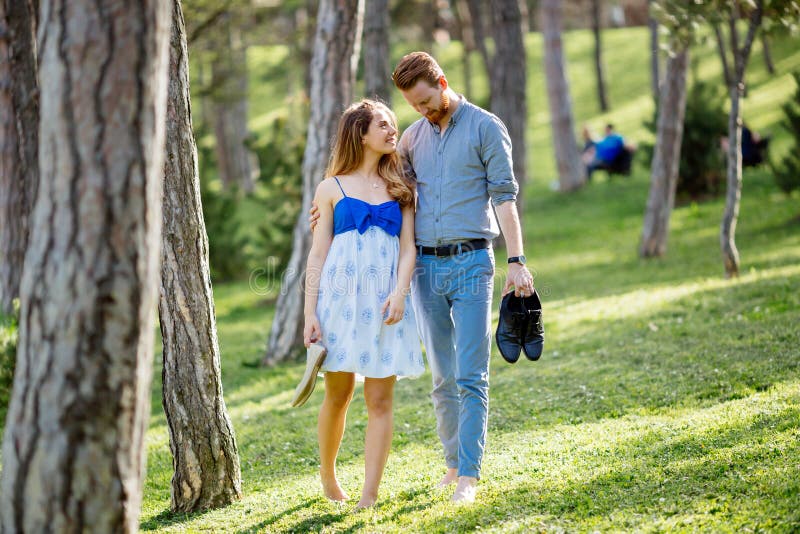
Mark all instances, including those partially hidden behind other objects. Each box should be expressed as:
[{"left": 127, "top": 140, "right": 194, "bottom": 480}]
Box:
[{"left": 397, "top": 98, "right": 518, "bottom": 247}]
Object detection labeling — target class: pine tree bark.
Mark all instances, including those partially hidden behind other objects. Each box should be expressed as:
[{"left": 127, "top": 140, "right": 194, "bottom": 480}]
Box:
[
  {"left": 640, "top": 48, "right": 689, "bottom": 258},
  {"left": 488, "top": 0, "right": 528, "bottom": 213},
  {"left": 160, "top": 0, "right": 242, "bottom": 513},
  {"left": 263, "top": 0, "right": 364, "bottom": 365},
  {"left": 0, "top": 1, "right": 171, "bottom": 532},
  {"left": 210, "top": 12, "right": 256, "bottom": 193},
  {"left": 541, "top": 0, "right": 585, "bottom": 191},
  {"left": 591, "top": 0, "right": 609, "bottom": 111},
  {"left": 0, "top": 0, "right": 39, "bottom": 314},
  {"left": 648, "top": 0, "right": 660, "bottom": 100},
  {"left": 721, "top": 3, "right": 763, "bottom": 278},
  {"left": 363, "top": 0, "right": 391, "bottom": 105}
]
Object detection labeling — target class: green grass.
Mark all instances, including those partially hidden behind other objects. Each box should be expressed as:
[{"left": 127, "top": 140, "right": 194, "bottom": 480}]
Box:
[
  {"left": 2, "top": 25, "right": 798, "bottom": 532},
  {"left": 134, "top": 25, "right": 800, "bottom": 532}
]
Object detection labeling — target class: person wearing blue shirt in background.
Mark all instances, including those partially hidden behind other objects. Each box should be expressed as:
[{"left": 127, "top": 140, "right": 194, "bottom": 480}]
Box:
[{"left": 583, "top": 124, "right": 626, "bottom": 180}]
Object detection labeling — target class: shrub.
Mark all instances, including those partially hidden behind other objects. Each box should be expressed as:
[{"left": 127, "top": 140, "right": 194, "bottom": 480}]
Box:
[
  {"left": 0, "top": 300, "right": 20, "bottom": 424},
  {"left": 772, "top": 71, "right": 800, "bottom": 195},
  {"left": 643, "top": 80, "right": 728, "bottom": 199}
]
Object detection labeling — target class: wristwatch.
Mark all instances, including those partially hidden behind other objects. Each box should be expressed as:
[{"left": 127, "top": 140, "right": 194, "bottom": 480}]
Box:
[{"left": 507, "top": 255, "right": 526, "bottom": 265}]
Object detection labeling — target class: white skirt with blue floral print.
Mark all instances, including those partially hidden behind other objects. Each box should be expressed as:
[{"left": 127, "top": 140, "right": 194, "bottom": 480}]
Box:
[{"left": 317, "top": 226, "right": 425, "bottom": 379}]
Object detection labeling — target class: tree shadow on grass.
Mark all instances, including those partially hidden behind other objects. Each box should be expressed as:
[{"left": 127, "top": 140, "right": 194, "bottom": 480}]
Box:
[
  {"left": 410, "top": 398, "right": 800, "bottom": 532},
  {"left": 234, "top": 499, "right": 319, "bottom": 533}
]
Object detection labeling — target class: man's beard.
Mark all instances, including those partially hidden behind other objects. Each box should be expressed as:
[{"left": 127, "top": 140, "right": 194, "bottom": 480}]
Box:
[{"left": 425, "top": 91, "right": 450, "bottom": 124}]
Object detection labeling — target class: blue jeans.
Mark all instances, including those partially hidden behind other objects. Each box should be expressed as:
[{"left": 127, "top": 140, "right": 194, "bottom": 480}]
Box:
[{"left": 411, "top": 247, "right": 494, "bottom": 479}]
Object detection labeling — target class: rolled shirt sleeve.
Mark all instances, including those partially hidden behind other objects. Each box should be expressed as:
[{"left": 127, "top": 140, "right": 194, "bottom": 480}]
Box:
[{"left": 481, "top": 117, "right": 519, "bottom": 206}]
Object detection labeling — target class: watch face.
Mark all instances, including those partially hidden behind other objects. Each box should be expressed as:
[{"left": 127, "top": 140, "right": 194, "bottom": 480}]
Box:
[{"left": 509, "top": 255, "right": 526, "bottom": 265}]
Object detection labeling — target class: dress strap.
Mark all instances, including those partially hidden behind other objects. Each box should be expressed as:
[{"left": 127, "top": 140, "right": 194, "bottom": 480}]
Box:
[{"left": 332, "top": 176, "right": 348, "bottom": 198}]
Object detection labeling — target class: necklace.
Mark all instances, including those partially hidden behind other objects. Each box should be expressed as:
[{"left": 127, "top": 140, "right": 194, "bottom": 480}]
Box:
[{"left": 354, "top": 171, "right": 381, "bottom": 189}]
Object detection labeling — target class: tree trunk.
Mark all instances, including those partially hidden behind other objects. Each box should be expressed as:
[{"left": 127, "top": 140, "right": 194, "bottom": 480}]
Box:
[
  {"left": 160, "top": 0, "right": 242, "bottom": 513},
  {"left": 648, "top": 0, "right": 660, "bottom": 100},
  {"left": 210, "top": 13, "right": 256, "bottom": 194},
  {"left": 363, "top": 0, "right": 391, "bottom": 105},
  {"left": 640, "top": 48, "right": 689, "bottom": 258},
  {"left": 0, "top": 1, "right": 171, "bottom": 532},
  {"left": 541, "top": 0, "right": 585, "bottom": 191},
  {"left": 761, "top": 33, "right": 775, "bottom": 75},
  {"left": 454, "top": 0, "right": 475, "bottom": 101},
  {"left": 466, "top": 0, "right": 491, "bottom": 76},
  {"left": 488, "top": 0, "right": 528, "bottom": 213},
  {"left": 263, "top": 0, "right": 363, "bottom": 366},
  {"left": 713, "top": 23, "right": 733, "bottom": 89},
  {"left": 720, "top": 3, "right": 762, "bottom": 278},
  {"left": 0, "top": 0, "right": 39, "bottom": 314},
  {"left": 591, "top": 0, "right": 609, "bottom": 111}
]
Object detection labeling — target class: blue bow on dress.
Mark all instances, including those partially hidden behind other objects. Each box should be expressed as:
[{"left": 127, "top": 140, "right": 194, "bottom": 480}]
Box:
[{"left": 350, "top": 199, "right": 402, "bottom": 237}]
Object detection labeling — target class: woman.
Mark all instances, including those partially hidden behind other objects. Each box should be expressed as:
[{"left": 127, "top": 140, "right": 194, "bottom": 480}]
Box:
[{"left": 303, "top": 99, "right": 424, "bottom": 508}]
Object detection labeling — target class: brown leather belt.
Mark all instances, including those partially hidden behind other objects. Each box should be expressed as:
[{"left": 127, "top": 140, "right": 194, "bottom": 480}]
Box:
[{"left": 417, "top": 238, "right": 490, "bottom": 257}]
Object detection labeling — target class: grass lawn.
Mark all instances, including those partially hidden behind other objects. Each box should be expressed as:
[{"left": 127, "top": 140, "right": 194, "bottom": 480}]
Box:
[
  {"left": 135, "top": 25, "right": 800, "bottom": 532},
  {"left": 0, "top": 25, "right": 797, "bottom": 533}
]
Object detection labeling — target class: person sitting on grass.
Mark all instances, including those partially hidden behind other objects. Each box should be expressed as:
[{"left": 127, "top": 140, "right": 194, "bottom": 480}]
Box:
[{"left": 582, "top": 123, "right": 631, "bottom": 180}]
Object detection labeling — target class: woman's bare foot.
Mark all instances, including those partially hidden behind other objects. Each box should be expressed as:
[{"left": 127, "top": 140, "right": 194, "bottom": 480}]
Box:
[
  {"left": 321, "top": 476, "right": 349, "bottom": 502},
  {"left": 436, "top": 468, "right": 458, "bottom": 488}
]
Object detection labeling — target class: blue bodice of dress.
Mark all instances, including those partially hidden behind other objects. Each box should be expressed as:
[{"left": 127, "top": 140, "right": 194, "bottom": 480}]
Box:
[{"left": 331, "top": 178, "right": 402, "bottom": 237}]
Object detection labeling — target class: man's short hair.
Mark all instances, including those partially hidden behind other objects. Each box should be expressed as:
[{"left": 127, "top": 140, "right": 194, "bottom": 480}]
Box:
[{"left": 392, "top": 52, "right": 443, "bottom": 90}]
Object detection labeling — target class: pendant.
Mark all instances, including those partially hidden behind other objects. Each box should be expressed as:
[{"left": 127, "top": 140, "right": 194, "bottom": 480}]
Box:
[{"left": 373, "top": 183, "right": 379, "bottom": 189}]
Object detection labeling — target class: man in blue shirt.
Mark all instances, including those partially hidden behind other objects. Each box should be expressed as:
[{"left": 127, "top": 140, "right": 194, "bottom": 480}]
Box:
[
  {"left": 584, "top": 124, "right": 626, "bottom": 179},
  {"left": 392, "top": 52, "right": 535, "bottom": 503}
]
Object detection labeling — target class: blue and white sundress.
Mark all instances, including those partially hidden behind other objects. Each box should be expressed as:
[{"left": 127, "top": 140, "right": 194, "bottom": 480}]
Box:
[{"left": 317, "top": 177, "right": 425, "bottom": 379}]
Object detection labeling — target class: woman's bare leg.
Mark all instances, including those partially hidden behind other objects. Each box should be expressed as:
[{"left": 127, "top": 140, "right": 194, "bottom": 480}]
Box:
[
  {"left": 357, "top": 376, "right": 397, "bottom": 508},
  {"left": 318, "top": 371, "right": 355, "bottom": 501}
]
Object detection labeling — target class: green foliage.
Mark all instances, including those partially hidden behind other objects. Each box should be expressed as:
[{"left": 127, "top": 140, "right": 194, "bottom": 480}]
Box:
[
  {"left": 772, "top": 71, "right": 800, "bottom": 194},
  {"left": 250, "top": 114, "right": 305, "bottom": 274},
  {"left": 0, "top": 300, "right": 20, "bottom": 424},
  {"left": 197, "top": 140, "right": 250, "bottom": 282},
  {"left": 643, "top": 80, "right": 728, "bottom": 199}
]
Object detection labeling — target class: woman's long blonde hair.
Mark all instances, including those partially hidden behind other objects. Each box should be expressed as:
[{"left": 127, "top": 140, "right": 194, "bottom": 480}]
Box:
[{"left": 325, "top": 99, "right": 414, "bottom": 207}]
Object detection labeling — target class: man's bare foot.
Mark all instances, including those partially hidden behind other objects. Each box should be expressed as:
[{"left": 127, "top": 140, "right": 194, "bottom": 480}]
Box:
[
  {"left": 321, "top": 477, "right": 349, "bottom": 502},
  {"left": 436, "top": 468, "right": 458, "bottom": 489},
  {"left": 451, "top": 476, "right": 478, "bottom": 503},
  {"left": 355, "top": 496, "right": 377, "bottom": 510}
]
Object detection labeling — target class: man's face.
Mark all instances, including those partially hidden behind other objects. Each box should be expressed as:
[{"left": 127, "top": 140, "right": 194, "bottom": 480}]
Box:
[{"left": 399, "top": 78, "right": 449, "bottom": 124}]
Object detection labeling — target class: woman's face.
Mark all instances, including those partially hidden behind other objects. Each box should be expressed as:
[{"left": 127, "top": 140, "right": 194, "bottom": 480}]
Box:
[{"left": 361, "top": 108, "right": 398, "bottom": 155}]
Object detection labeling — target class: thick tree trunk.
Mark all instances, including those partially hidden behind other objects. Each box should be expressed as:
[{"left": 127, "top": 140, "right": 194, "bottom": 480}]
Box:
[
  {"left": 541, "top": 0, "right": 585, "bottom": 191},
  {"left": 263, "top": 0, "right": 363, "bottom": 366},
  {"left": 466, "top": 0, "right": 491, "bottom": 76},
  {"left": 210, "top": 13, "right": 256, "bottom": 193},
  {"left": 454, "top": 0, "right": 475, "bottom": 101},
  {"left": 0, "top": 1, "right": 171, "bottom": 532},
  {"left": 591, "top": 0, "right": 609, "bottom": 112},
  {"left": 640, "top": 48, "right": 689, "bottom": 258},
  {"left": 0, "top": 0, "right": 39, "bottom": 314},
  {"left": 488, "top": 0, "right": 528, "bottom": 213},
  {"left": 160, "top": 0, "right": 242, "bottom": 513},
  {"left": 363, "top": 0, "right": 391, "bottom": 105},
  {"left": 648, "top": 0, "right": 660, "bottom": 100},
  {"left": 721, "top": 4, "right": 762, "bottom": 278}
]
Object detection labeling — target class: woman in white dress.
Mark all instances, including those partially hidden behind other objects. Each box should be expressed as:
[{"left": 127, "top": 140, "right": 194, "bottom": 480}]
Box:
[{"left": 303, "top": 100, "right": 424, "bottom": 508}]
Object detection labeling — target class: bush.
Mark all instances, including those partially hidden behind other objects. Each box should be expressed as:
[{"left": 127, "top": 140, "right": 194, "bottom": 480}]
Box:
[
  {"left": 1, "top": 300, "right": 20, "bottom": 424},
  {"left": 772, "top": 71, "right": 800, "bottom": 195},
  {"left": 197, "top": 140, "right": 251, "bottom": 282},
  {"left": 643, "top": 80, "right": 728, "bottom": 199},
  {"left": 251, "top": 114, "right": 305, "bottom": 274}
]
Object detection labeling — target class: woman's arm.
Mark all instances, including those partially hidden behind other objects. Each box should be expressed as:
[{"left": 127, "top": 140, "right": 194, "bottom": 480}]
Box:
[
  {"left": 383, "top": 204, "right": 416, "bottom": 325},
  {"left": 303, "top": 181, "right": 335, "bottom": 346}
]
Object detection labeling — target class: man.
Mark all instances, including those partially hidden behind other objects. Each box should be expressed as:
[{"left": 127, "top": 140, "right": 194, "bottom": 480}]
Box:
[
  {"left": 584, "top": 123, "right": 626, "bottom": 179},
  {"left": 312, "top": 52, "right": 534, "bottom": 503},
  {"left": 391, "top": 52, "right": 534, "bottom": 503}
]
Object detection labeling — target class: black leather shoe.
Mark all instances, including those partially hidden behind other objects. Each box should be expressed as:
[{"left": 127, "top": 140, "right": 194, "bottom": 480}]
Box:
[
  {"left": 521, "top": 290, "right": 544, "bottom": 361},
  {"left": 495, "top": 290, "right": 544, "bottom": 363},
  {"left": 496, "top": 293, "right": 526, "bottom": 363}
]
